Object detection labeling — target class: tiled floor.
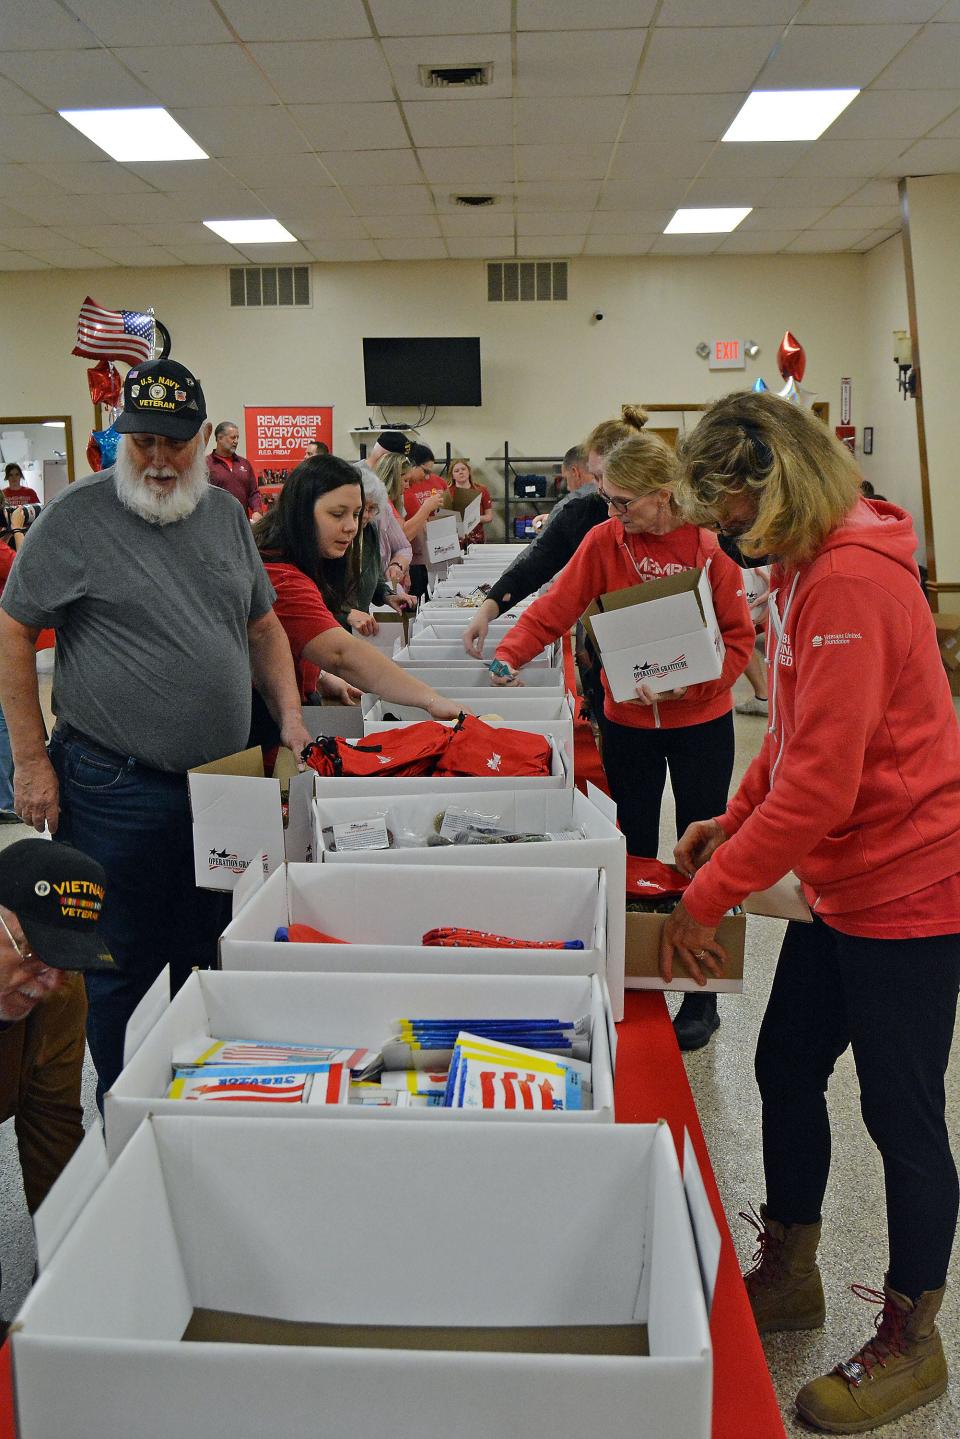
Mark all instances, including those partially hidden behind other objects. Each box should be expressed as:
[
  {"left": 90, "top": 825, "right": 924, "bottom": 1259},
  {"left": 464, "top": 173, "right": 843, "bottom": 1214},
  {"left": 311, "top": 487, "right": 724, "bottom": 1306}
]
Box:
[{"left": 1, "top": 669, "right": 958, "bottom": 1437}]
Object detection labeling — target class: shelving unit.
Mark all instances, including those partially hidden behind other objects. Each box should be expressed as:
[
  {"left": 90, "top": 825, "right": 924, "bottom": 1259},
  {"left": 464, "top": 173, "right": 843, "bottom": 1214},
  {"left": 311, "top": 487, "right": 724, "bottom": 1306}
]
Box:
[{"left": 486, "top": 443, "right": 567, "bottom": 543}]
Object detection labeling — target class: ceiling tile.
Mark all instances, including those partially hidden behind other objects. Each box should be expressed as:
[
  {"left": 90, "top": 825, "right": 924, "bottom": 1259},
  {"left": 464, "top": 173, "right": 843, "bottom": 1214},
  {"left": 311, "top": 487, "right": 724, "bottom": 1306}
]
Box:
[
  {"left": 516, "top": 211, "right": 595, "bottom": 236},
  {"left": 846, "top": 178, "right": 902, "bottom": 205},
  {"left": 0, "top": 114, "right": 103, "bottom": 163},
  {"left": 756, "top": 24, "right": 920, "bottom": 88},
  {"left": 516, "top": 236, "right": 583, "bottom": 256},
  {"left": 698, "top": 142, "right": 813, "bottom": 179},
  {"left": 515, "top": 96, "right": 628, "bottom": 144},
  {"left": 936, "top": 1, "right": 960, "bottom": 17},
  {"left": 517, "top": 144, "right": 612, "bottom": 181},
  {"left": 169, "top": 106, "right": 308, "bottom": 159},
  {"left": 637, "top": 27, "right": 784, "bottom": 94},
  {"left": 589, "top": 209, "right": 671, "bottom": 233},
  {"left": 518, "top": 1, "right": 657, "bottom": 28},
  {"left": 267, "top": 213, "right": 371, "bottom": 241},
  {"left": 0, "top": 0, "right": 96, "bottom": 51},
  {"left": 811, "top": 205, "right": 901, "bottom": 229},
  {"left": 375, "top": 238, "right": 448, "bottom": 259},
  {"left": 95, "top": 191, "right": 183, "bottom": 223},
  {"left": 94, "top": 245, "right": 184, "bottom": 266},
  {"left": 657, "top": 1, "right": 797, "bottom": 22},
  {"left": 0, "top": 252, "right": 52, "bottom": 269},
  {"left": 319, "top": 148, "right": 422, "bottom": 186},
  {"left": 114, "top": 44, "right": 277, "bottom": 107},
  {"left": 382, "top": 34, "right": 513, "bottom": 101},
  {"left": 0, "top": 224, "right": 68, "bottom": 246},
  {"left": 233, "top": 240, "right": 313, "bottom": 262},
  {"left": 122, "top": 191, "right": 260, "bottom": 221},
  {"left": 609, "top": 140, "right": 715, "bottom": 180},
  {"left": 290, "top": 102, "right": 410, "bottom": 151},
  {"left": 515, "top": 180, "right": 601, "bottom": 211},
  {"left": 6, "top": 191, "right": 112, "bottom": 223},
  {"left": 739, "top": 205, "right": 830, "bottom": 230},
  {"left": 930, "top": 102, "right": 960, "bottom": 137},
  {"left": 583, "top": 233, "right": 656, "bottom": 255},
  {"left": 599, "top": 177, "right": 691, "bottom": 209},
  {"left": 370, "top": 0, "right": 511, "bottom": 35},
  {"left": 252, "top": 186, "right": 354, "bottom": 218},
  {"left": 120, "top": 159, "right": 246, "bottom": 192},
  {"left": 445, "top": 236, "right": 514, "bottom": 258},
  {"left": 223, "top": 153, "right": 338, "bottom": 188},
  {"left": 419, "top": 147, "right": 515, "bottom": 184},
  {"left": 848, "top": 227, "right": 900, "bottom": 251},
  {"left": 438, "top": 209, "right": 514, "bottom": 237},
  {"left": 404, "top": 98, "right": 513, "bottom": 148},
  {"left": 715, "top": 230, "right": 800, "bottom": 253},
  {"left": 870, "top": 25, "right": 960, "bottom": 90},
  {"left": 785, "top": 230, "right": 871, "bottom": 252},
  {"left": 364, "top": 213, "right": 441, "bottom": 238},
  {"left": 126, "top": 221, "right": 213, "bottom": 246},
  {"left": 890, "top": 136, "right": 960, "bottom": 174},
  {"left": 306, "top": 238, "right": 380, "bottom": 260},
  {"left": 0, "top": 203, "right": 40, "bottom": 226},
  {"left": 22, "top": 245, "right": 116, "bottom": 267},
  {"left": 825, "top": 89, "right": 960, "bottom": 141},
  {"left": 621, "top": 93, "right": 744, "bottom": 143},
  {"left": 797, "top": 0, "right": 942, "bottom": 21},
  {"left": 30, "top": 162, "right": 154, "bottom": 195},
  {"left": 218, "top": 0, "right": 371, "bottom": 41},
  {"left": 165, "top": 240, "right": 247, "bottom": 264},
  {"left": 344, "top": 184, "right": 435, "bottom": 214},
  {"left": 70, "top": 0, "right": 232, "bottom": 43},
  {"left": 516, "top": 29, "right": 648, "bottom": 98},
  {"left": 248, "top": 39, "right": 393, "bottom": 103},
  {"left": 0, "top": 164, "right": 71, "bottom": 199},
  {"left": 762, "top": 176, "right": 863, "bottom": 206},
  {"left": 681, "top": 177, "right": 778, "bottom": 206},
  {"left": 649, "top": 233, "right": 725, "bottom": 253},
  {"left": 786, "top": 138, "right": 909, "bottom": 178},
  {"left": 0, "top": 76, "right": 44, "bottom": 113},
  {"left": 46, "top": 223, "right": 144, "bottom": 246}
]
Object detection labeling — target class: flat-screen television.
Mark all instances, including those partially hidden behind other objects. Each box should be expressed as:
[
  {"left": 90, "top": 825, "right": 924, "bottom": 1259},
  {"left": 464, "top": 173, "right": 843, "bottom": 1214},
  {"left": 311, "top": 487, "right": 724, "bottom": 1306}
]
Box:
[{"left": 363, "top": 337, "right": 482, "bottom": 407}]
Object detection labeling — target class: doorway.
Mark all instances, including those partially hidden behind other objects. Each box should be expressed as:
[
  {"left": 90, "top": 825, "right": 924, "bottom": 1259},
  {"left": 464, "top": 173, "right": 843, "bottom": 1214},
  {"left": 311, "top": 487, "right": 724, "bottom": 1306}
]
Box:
[{"left": 0, "top": 415, "right": 75, "bottom": 504}]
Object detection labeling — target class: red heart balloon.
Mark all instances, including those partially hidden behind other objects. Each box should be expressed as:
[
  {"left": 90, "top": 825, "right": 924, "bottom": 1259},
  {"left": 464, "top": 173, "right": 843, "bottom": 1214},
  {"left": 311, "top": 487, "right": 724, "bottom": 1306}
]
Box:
[{"left": 777, "top": 330, "right": 806, "bottom": 383}]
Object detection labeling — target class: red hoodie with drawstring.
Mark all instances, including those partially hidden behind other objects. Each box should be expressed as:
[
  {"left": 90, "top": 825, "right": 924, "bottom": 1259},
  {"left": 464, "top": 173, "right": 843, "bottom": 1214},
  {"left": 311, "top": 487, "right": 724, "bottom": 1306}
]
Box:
[
  {"left": 684, "top": 500, "right": 960, "bottom": 938},
  {"left": 494, "top": 517, "right": 754, "bottom": 730}
]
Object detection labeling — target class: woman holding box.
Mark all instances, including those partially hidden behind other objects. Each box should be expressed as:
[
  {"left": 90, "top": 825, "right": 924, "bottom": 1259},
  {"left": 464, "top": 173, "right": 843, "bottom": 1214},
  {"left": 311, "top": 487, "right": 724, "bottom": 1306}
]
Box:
[
  {"left": 661, "top": 390, "right": 960, "bottom": 1435},
  {"left": 490, "top": 430, "right": 754, "bottom": 1049},
  {"left": 249, "top": 454, "right": 462, "bottom": 749}
]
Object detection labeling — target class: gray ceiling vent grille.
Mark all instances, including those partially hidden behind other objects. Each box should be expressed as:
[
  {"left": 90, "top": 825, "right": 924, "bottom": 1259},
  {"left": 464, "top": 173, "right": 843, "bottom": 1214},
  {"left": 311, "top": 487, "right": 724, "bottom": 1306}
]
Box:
[
  {"left": 419, "top": 62, "right": 493, "bottom": 89},
  {"left": 487, "top": 261, "right": 568, "bottom": 303},
  {"left": 229, "top": 265, "right": 310, "bottom": 308},
  {"left": 453, "top": 194, "right": 498, "bottom": 207}
]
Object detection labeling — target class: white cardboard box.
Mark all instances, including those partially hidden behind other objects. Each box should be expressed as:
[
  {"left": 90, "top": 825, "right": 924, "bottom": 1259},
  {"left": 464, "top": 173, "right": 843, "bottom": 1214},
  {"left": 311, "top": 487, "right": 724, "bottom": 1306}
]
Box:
[
  {"left": 14, "top": 1116, "right": 713, "bottom": 1439},
  {"left": 425, "top": 513, "right": 461, "bottom": 564},
  {"left": 362, "top": 693, "right": 573, "bottom": 723},
  {"left": 105, "top": 968, "right": 616, "bottom": 1158},
  {"left": 187, "top": 747, "right": 315, "bottom": 893},
  {"left": 588, "top": 568, "right": 725, "bottom": 702},
  {"left": 390, "top": 664, "right": 566, "bottom": 691},
  {"left": 313, "top": 782, "right": 626, "bottom": 1018},
  {"left": 219, "top": 861, "right": 606, "bottom": 979},
  {"left": 311, "top": 732, "right": 570, "bottom": 793},
  {"left": 394, "top": 639, "right": 558, "bottom": 667}
]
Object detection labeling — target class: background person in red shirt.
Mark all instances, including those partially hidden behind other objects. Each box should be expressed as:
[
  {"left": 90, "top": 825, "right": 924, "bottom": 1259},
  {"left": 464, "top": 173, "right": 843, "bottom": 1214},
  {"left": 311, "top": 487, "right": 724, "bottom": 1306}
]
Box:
[
  {"left": 662, "top": 390, "right": 960, "bottom": 1436},
  {"left": 448, "top": 459, "right": 493, "bottom": 548},
  {"left": 206, "top": 420, "right": 262, "bottom": 521},
  {"left": 2, "top": 464, "right": 39, "bottom": 507}
]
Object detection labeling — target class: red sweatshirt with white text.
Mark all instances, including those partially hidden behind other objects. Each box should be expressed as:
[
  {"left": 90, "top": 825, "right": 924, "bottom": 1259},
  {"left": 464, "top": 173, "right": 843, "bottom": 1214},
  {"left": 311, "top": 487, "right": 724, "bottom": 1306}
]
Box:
[
  {"left": 684, "top": 500, "right": 960, "bottom": 929},
  {"left": 495, "top": 518, "right": 754, "bottom": 730}
]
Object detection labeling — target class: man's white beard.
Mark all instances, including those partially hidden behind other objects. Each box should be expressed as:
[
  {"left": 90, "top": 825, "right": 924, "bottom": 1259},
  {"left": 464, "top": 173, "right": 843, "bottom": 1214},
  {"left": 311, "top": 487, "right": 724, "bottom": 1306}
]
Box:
[{"left": 114, "top": 437, "right": 209, "bottom": 526}]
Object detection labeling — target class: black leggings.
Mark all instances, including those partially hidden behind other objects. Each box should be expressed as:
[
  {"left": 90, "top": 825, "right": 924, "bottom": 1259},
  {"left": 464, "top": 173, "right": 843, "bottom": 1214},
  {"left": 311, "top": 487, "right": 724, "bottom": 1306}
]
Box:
[
  {"left": 600, "top": 710, "right": 735, "bottom": 858},
  {"left": 756, "top": 916, "right": 960, "bottom": 1297}
]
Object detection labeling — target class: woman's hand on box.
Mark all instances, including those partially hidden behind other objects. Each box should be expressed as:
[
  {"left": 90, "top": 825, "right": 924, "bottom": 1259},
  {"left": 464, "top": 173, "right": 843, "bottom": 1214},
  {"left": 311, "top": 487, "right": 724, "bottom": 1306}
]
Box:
[
  {"left": 659, "top": 900, "right": 726, "bottom": 986},
  {"left": 631, "top": 683, "right": 688, "bottom": 705}
]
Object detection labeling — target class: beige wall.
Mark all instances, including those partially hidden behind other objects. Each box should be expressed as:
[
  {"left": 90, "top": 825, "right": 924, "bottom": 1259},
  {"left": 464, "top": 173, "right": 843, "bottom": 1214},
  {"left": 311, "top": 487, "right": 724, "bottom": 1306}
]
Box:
[{"left": 0, "top": 252, "right": 866, "bottom": 538}]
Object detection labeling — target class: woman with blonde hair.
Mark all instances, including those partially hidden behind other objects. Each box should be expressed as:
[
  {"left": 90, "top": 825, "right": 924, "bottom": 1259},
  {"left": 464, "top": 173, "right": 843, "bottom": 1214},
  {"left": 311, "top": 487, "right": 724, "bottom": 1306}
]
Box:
[
  {"left": 661, "top": 390, "right": 960, "bottom": 1435},
  {"left": 372, "top": 452, "right": 413, "bottom": 591},
  {"left": 490, "top": 426, "right": 754, "bottom": 1049}
]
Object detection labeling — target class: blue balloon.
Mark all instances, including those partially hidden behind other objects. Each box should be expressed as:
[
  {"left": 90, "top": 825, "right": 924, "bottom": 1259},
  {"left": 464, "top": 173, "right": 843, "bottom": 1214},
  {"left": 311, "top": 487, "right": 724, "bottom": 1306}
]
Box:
[
  {"left": 752, "top": 377, "right": 769, "bottom": 393},
  {"left": 92, "top": 424, "right": 120, "bottom": 468}
]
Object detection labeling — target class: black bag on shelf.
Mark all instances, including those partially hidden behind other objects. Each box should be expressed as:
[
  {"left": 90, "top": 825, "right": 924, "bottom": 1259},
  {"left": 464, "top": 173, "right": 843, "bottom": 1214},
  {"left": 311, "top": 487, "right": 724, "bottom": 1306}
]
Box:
[{"left": 512, "top": 473, "right": 548, "bottom": 498}]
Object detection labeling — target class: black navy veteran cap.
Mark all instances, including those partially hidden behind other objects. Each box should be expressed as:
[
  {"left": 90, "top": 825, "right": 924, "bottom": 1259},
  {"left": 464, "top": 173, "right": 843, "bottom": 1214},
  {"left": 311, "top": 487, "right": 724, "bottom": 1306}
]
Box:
[
  {"left": 115, "top": 359, "right": 207, "bottom": 441},
  {"left": 0, "top": 840, "right": 115, "bottom": 973}
]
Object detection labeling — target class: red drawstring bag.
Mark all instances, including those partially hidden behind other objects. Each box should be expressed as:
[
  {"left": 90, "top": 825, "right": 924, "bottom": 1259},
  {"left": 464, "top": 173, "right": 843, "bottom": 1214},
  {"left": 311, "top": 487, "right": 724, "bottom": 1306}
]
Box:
[
  {"left": 435, "top": 714, "right": 553, "bottom": 778},
  {"left": 302, "top": 721, "right": 452, "bottom": 778},
  {"left": 625, "top": 856, "right": 690, "bottom": 899}
]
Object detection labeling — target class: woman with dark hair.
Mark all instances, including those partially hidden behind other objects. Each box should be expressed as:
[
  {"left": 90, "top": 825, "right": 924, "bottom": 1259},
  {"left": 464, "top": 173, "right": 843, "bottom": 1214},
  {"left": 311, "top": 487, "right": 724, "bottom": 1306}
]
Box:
[
  {"left": 249, "top": 455, "right": 462, "bottom": 748},
  {"left": 2, "top": 464, "right": 39, "bottom": 507}
]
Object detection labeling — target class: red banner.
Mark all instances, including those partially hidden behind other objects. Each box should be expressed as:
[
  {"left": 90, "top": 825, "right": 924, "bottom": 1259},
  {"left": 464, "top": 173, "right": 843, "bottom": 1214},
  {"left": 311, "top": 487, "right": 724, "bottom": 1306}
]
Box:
[{"left": 243, "top": 405, "right": 333, "bottom": 479}]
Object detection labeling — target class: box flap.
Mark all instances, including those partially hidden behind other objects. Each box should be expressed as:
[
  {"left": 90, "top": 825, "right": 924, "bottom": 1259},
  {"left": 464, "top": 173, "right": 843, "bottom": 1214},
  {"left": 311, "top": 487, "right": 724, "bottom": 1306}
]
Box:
[
  {"left": 189, "top": 747, "right": 265, "bottom": 779},
  {"left": 122, "top": 966, "right": 170, "bottom": 1069},
  {"left": 34, "top": 1126, "right": 108, "bottom": 1271},
  {"left": 743, "top": 872, "right": 812, "bottom": 923},
  {"left": 585, "top": 782, "right": 618, "bottom": 827},
  {"left": 682, "top": 1130, "right": 721, "bottom": 1318},
  {"left": 231, "top": 857, "right": 267, "bottom": 918}
]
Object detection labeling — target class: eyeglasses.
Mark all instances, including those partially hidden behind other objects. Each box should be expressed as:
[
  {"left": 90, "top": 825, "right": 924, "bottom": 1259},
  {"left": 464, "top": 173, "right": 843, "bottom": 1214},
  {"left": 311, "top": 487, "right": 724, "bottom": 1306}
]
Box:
[
  {"left": 0, "top": 910, "right": 40, "bottom": 967},
  {"left": 597, "top": 486, "right": 638, "bottom": 516}
]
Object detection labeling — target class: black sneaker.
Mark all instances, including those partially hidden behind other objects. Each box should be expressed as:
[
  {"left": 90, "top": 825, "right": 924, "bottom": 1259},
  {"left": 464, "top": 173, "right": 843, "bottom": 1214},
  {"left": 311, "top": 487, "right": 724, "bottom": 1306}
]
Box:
[{"left": 673, "top": 992, "right": 720, "bottom": 1051}]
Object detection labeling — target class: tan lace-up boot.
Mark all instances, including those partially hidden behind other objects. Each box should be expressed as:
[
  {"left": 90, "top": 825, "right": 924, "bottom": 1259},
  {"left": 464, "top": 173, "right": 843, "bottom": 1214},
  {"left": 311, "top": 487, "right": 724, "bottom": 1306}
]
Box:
[
  {"left": 741, "top": 1202, "right": 826, "bottom": 1334},
  {"left": 795, "top": 1280, "right": 948, "bottom": 1433}
]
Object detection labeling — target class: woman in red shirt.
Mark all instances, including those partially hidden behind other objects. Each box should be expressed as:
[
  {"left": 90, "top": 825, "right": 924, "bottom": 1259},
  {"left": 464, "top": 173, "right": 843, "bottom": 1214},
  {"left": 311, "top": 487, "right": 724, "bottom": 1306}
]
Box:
[
  {"left": 492, "top": 430, "right": 754, "bottom": 1049},
  {"left": 2, "top": 464, "right": 39, "bottom": 506},
  {"left": 662, "top": 390, "right": 960, "bottom": 1435},
  {"left": 250, "top": 454, "right": 461, "bottom": 749},
  {"left": 448, "top": 459, "right": 493, "bottom": 548}
]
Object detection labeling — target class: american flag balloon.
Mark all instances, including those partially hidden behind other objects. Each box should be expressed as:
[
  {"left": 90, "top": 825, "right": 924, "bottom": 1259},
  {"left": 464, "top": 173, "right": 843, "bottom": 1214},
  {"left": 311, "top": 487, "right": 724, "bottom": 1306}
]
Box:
[{"left": 72, "top": 295, "right": 155, "bottom": 366}]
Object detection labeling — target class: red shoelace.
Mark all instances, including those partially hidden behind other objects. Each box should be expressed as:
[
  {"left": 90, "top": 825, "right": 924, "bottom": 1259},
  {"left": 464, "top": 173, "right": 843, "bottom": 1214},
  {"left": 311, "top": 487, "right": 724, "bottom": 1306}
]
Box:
[
  {"left": 739, "top": 1203, "right": 783, "bottom": 1284},
  {"left": 833, "top": 1285, "right": 909, "bottom": 1387}
]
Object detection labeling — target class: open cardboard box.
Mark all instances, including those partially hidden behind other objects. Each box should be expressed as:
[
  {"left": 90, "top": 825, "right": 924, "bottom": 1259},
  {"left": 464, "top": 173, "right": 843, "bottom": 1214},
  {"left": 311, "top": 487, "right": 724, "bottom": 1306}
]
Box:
[
  {"left": 187, "top": 747, "right": 314, "bottom": 893},
  {"left": 388, "top": 664, "right": 566, "bottom": 691},
  {"left": 584, "top": 568, "right": 725, "bottom": 702},
  {"left": 424, "top": 512, "right": 461, "bottom": 565},
  {"left": 219, "top": 861, "right": 606, "bottom": 980},
  {"left": 311, "top": 732, "right": 571, "bottom": 793},
  {"left": 394, "top": 638, "right": 558, "bottom": 666},
  {"left": 105, "top": 968, "right": 616, "bottom": 1159},
  {"left": 14, "top": 1116, "right": 714, "bottom": 1439},
  {"left": 312, "top": 782, "right": 626, "bottom": 1017},
  {"left": 362, "top": 693, "right": 574, "bottom": 723},
  {"left": 625, "top": 873, "right": 813, "bottom": 992},
  {"left": 447, "top": 485, "right": 483, "bottom": 538},
  {"left": 356, "top": 607, "right": 410, "bottom": 652}
]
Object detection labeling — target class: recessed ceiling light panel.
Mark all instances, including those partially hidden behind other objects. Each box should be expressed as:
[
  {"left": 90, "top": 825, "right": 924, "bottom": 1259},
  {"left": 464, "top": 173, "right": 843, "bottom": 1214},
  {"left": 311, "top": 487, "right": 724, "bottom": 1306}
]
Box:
[
  {"left": 722, "top": 89, "right": 859, "bottom": 144},
  {"left": 59, "top": 107, "right": 208, "bottom": 162},
  {"left": 203, "top": 219, "right": 297, "bottom": 244},
  {"left": 665, "top": 208, "right": 752, "bottom": 235}
]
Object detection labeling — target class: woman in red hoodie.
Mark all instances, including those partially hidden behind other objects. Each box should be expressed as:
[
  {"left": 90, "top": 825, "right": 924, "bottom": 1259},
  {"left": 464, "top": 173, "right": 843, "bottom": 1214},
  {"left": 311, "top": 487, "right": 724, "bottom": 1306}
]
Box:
[
  {"left": 491, "top": 429, "right": 754, "bottom": 1049},
  {"left": 662, "top": 390, "right": 960, "bottom": 1435}
]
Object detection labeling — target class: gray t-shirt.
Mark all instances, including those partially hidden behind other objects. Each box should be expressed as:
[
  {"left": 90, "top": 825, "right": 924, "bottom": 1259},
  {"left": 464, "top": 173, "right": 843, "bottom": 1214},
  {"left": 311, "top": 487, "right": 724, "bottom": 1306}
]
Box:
[{"left": 1, "top": 469, "right": 275, "bottom": 771}]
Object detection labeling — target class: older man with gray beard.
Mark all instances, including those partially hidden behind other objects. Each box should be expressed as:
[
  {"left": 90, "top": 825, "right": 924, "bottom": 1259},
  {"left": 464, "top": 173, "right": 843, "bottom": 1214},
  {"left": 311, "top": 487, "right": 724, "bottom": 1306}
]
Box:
[{"left": 0, "top": 359, "right": 311, "bottom": 1102}]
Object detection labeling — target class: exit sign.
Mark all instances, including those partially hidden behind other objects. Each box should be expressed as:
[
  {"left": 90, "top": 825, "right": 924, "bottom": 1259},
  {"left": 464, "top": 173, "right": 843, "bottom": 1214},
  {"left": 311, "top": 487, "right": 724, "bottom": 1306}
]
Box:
[{"left": 709, "top": 339, "right": 745, "bottom": 370}]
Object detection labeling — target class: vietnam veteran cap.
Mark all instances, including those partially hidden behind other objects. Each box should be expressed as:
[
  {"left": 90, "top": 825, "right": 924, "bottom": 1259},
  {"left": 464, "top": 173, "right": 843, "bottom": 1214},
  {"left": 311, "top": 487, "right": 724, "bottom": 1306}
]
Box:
[
  {"left": 115, "top": 359, "right": 207, "bottom": 441},
  {"left": 0, "top": 840, "right": 115, "bottom": 973}
]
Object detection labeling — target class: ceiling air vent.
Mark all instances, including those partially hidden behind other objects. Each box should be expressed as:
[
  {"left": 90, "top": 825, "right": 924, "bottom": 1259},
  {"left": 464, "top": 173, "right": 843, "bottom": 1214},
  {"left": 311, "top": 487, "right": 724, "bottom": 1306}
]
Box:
[
  {"left": 453, "top": 194, "right": 498, "bottom": 208},
  {"left": 419, "top": 62, "right": 493, "bottom": 89}
]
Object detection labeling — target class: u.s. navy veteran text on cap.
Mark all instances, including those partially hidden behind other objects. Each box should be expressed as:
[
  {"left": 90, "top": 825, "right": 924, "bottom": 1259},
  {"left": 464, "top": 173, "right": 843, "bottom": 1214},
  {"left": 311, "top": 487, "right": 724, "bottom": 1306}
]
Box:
[{"left": 114, "top": 358, "right": 207, "bottom": 442}]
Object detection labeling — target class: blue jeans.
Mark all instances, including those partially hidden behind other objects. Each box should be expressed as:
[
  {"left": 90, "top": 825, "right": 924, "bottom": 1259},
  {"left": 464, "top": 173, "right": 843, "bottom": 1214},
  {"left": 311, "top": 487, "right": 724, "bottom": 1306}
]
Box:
[
  {"left": 48, "top": 727, "right": 231, "bottom": 1105},
  {"left": 0, "top": 701, "right": 13, "bottom": 811}
]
